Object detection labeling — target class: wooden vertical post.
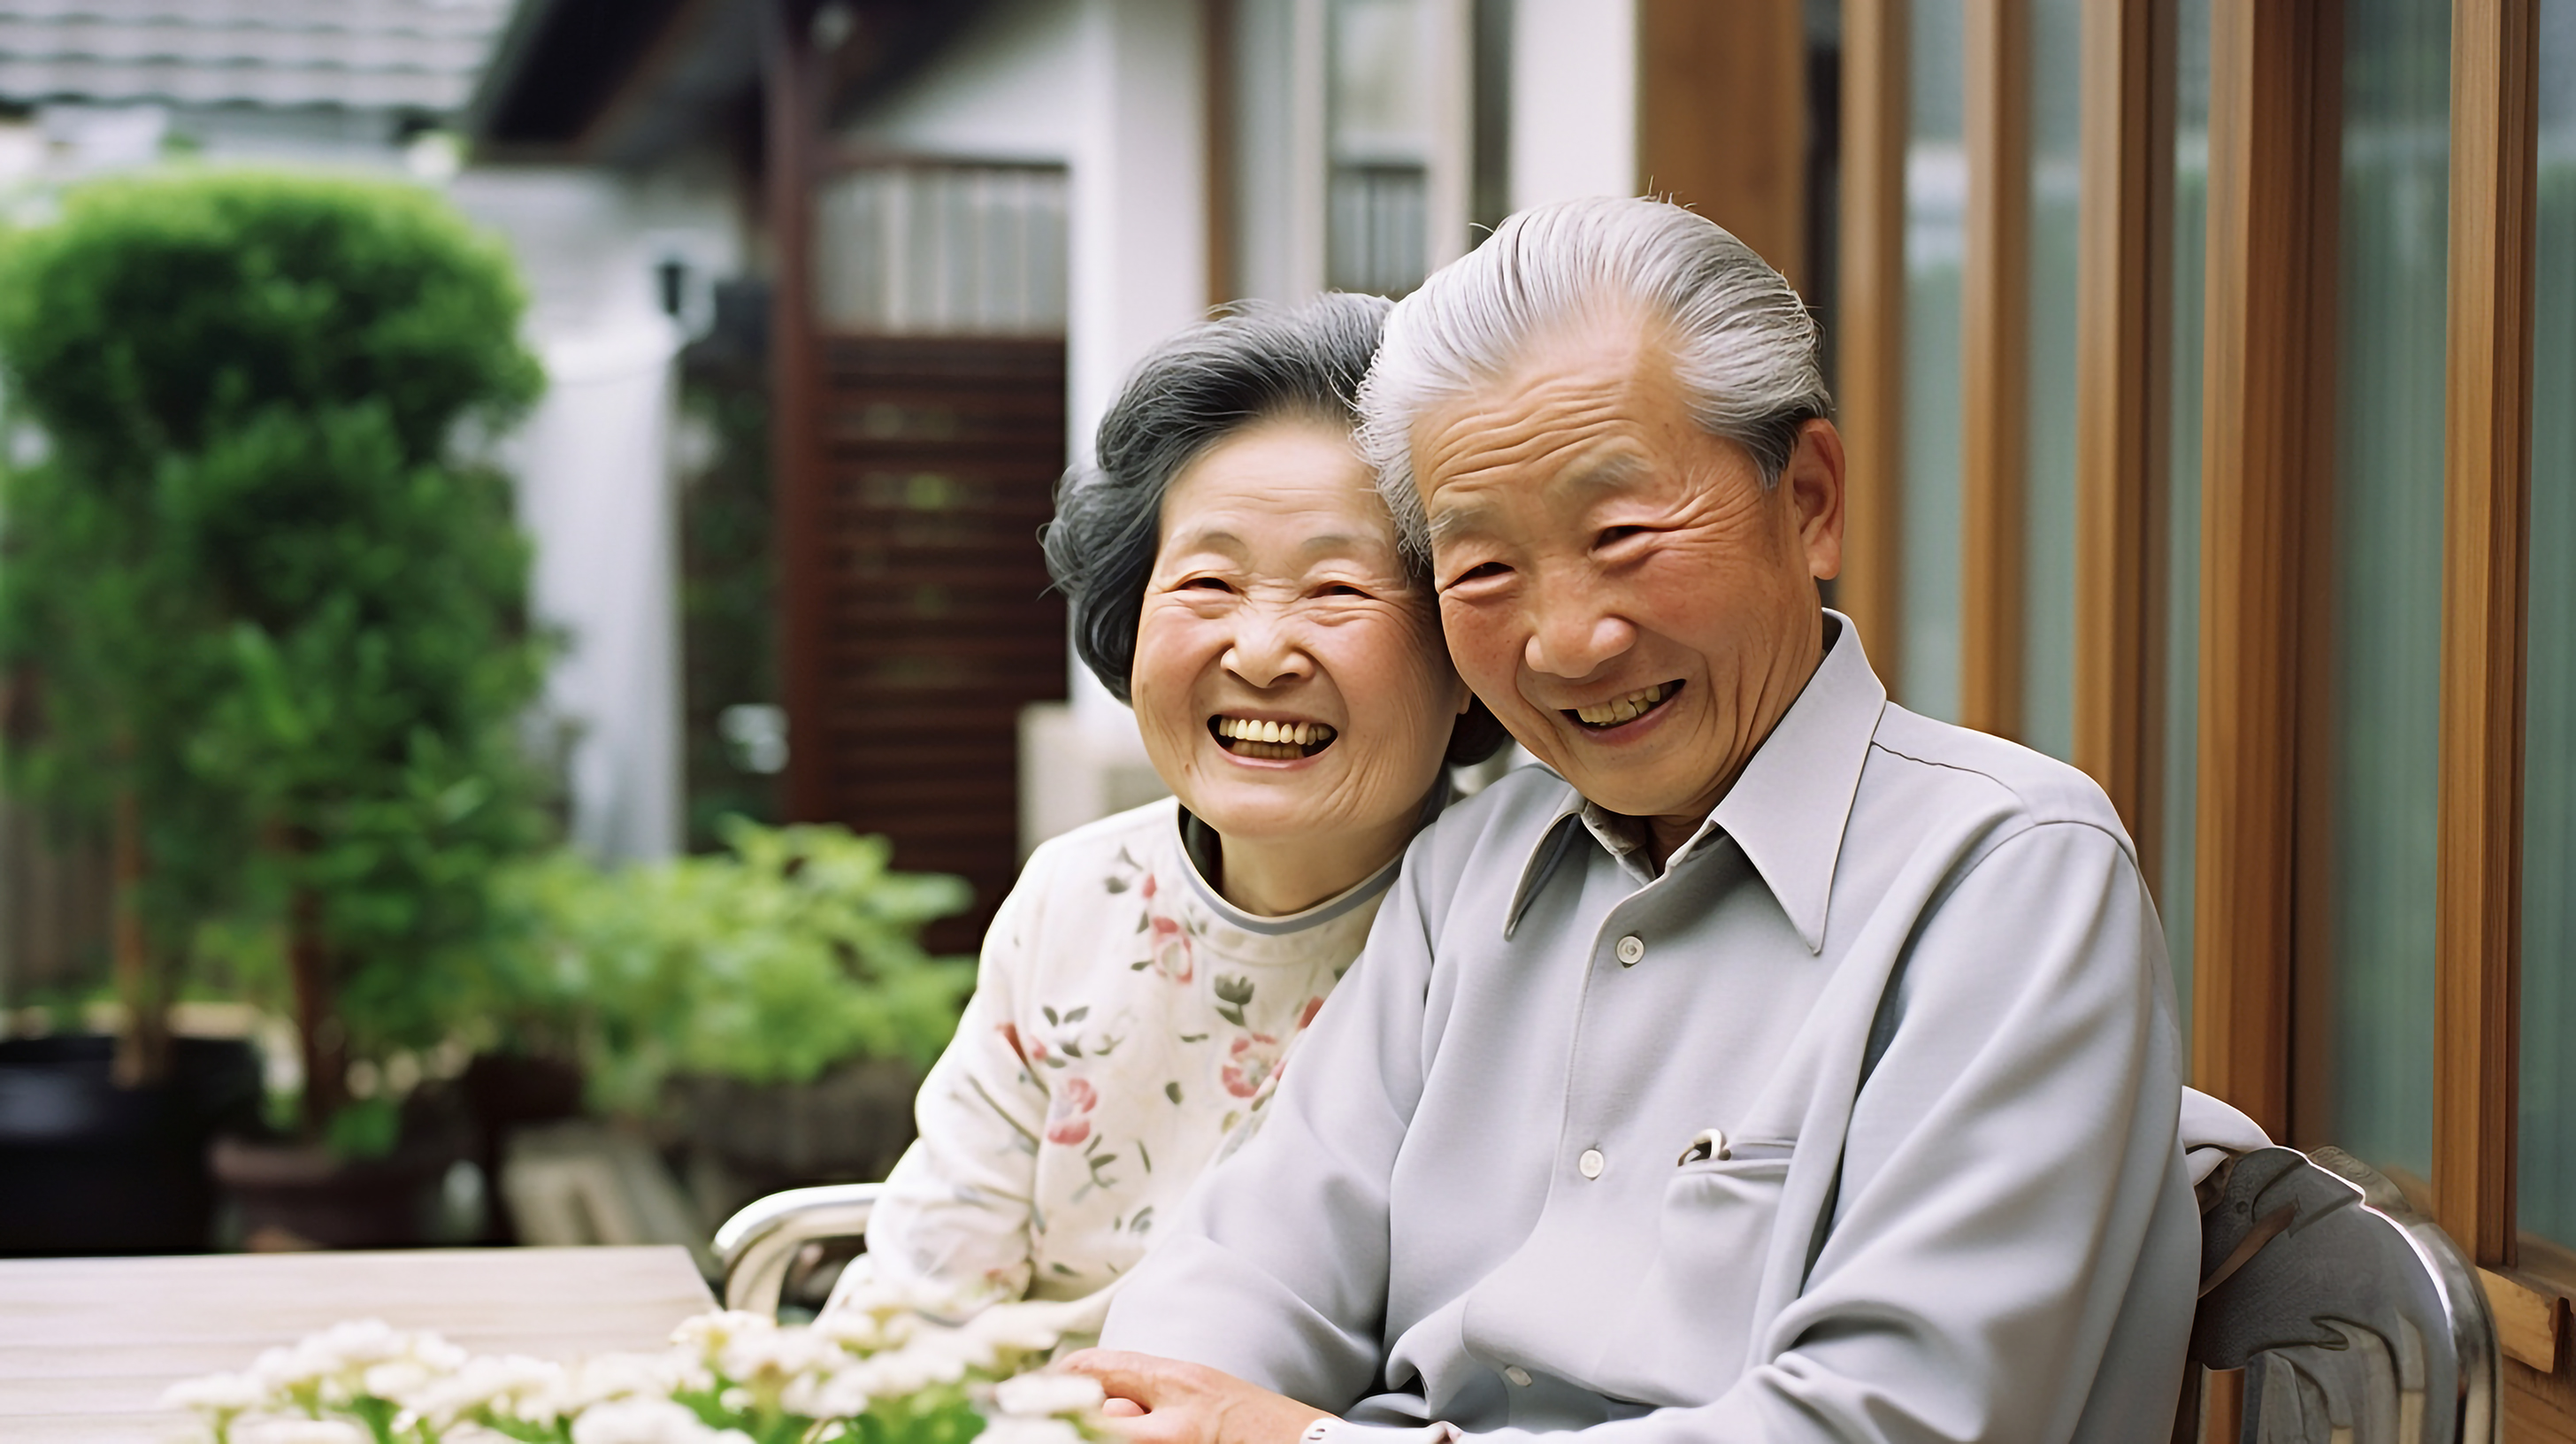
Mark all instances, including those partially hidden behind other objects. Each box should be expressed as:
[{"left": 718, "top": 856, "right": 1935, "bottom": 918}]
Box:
[
  {"left": 2435, "top": 0, "right": 2539, "bottom": 1269},
  {"left": 2190, "top": 0, "right": 2342, "bottom": 1139},
  {"left": 2073, "top": 0, "right": 2177, "bottom": 850},
  {"left": 762, "top": 0, "right": 827, "bottom": 825},
  {"left": 1636, "top": 0, "right": 1809, "bottom": 288},
  {"left": 1836, "top": 0, "right": 1908, "bottom": 675},
  {"left": 1960, "top": 0, "right": 2031, "bottom": 741}
]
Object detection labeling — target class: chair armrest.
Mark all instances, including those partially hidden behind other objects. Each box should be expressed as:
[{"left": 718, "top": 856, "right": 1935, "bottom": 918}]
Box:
[{"left": 714, "top": 1182, "right": 885, "bottom": 1316}]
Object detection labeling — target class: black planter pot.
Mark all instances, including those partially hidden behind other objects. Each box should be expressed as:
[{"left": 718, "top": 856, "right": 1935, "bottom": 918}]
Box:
[
  {"left": 209, "top": 1087, "right": 475, "bottom": 1251},
  {"left": 0, "top": 1034, "right": 264, "bottom": 1255}
]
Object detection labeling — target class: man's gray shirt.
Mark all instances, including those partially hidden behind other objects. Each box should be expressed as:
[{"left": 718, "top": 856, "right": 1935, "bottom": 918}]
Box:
[{"left": 1099, "top": 614, "right": 2198, "bottom": 1444}]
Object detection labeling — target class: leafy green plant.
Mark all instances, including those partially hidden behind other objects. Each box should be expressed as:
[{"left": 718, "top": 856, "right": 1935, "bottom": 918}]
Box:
[
  {"left": 498, "top": 819, "right": 975, "bottom": 1118},
  {"left": 0, "top": 170, "right": 548, "bottom": 1136}
]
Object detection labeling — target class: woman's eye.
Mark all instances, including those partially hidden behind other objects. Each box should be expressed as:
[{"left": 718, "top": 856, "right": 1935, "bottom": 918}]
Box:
[
  {"left": 1596, "top": 525, "right": 1650, "bottom": 549},
  {"left": 1179, "top": 576, "right": 1233, "bottom": 592},
  {"left": 1317, "top": 582, "right": 1368, "bottom": 599},
  {"left": 1448, "top": 561, "right": 1510, "bottom": 586}
]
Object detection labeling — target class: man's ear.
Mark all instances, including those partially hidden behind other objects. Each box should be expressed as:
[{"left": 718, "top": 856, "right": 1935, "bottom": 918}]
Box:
[{"left": 1785, "top": 419, "right": 1845, "bottom": 581}]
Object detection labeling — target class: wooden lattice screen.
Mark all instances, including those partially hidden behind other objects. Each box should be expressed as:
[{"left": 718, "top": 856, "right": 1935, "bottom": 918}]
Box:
[{"left": 805, "top": 334, "right": 1068, "bottom": 953}]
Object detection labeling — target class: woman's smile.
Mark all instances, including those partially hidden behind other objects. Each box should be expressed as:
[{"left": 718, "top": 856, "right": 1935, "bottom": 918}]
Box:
[{"left": 1208, "top": 714, "right": 1339, "bottom": 761}]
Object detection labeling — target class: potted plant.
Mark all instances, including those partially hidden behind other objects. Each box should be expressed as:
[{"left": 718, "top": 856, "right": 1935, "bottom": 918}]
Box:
[
  {"left": 0, "top": 170, "right": 549, "bottom": 1247},
  {"left": 500, "top": 818, "right": 975, "bottom": 1217}
]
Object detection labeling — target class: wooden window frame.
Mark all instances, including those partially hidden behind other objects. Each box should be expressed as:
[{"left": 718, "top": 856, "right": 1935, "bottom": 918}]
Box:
[
  {"left": 2187, "top": 0, "right": 2342, "bottom": 1142},
  {"left": 1897, "top": 0, "right": 2576, "bottom": 1424},
  {"left": 1836, "top": 0, "right": 1908, "bottom": 674},
  {"left": 2442, "top": 0, "right": 2576, "bottom": 1420},
  {"left": 2072, "top": 0, "right": 2177, "bottom": 870},
  {"left": 1959, "top": 0, "right": 2033, "bottom": 741}
]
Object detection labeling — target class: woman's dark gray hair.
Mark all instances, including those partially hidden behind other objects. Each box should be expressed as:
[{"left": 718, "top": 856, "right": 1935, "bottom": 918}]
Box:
[
  {"left": 1044, "top": 292, "right": 1506, "bottom": 767},
  {"left": 1360, "top": 196, "right": 1834, "bottom": 561}
]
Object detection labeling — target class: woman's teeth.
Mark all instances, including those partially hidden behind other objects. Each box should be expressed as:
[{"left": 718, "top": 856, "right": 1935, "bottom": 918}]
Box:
[
  {"left": 1212, "top": 717, "right": 1336, "bottom": 758},
  {"left": 1573, "top": 682, "right": 1673, "bottom": 728}
]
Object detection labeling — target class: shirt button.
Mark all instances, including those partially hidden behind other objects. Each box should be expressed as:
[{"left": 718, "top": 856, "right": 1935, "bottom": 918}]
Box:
[
  {"left": 1614, "top": 934, "right": 1645, "bottom": 966},
  {"left": 1504, "top": 1366, "right": 1533, "bottom": 1387},
  {"left": 1578, "top": 1148, "right": 1605, "bottom": 1179}
]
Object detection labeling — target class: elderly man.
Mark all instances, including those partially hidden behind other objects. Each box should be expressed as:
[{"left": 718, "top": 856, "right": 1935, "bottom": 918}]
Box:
[{"left": 1065, "top": 197, "right": 2197, "bottom": 1444}]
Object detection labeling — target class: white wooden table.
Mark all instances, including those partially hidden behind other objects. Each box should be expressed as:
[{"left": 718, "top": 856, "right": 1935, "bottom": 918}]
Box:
[{"left": 0, "top": 1246, "right": 716, "bottom": 1441}]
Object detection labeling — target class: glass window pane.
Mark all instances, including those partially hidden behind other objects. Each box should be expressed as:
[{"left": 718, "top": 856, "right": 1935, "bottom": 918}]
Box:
[
  {"left": 1902, "top": 0, "right": 1966, "bottom": 721},
  {"left": 2319, "top": 0, "right": 2448, "bottom": 1184},
  {"left": 2020, "top": 0, "right": 2082, "bottom": 762},
  {"left": 1330, "top": 0, "right": 1434, "bottom": 296},
  {"left": 2519, "top": 0, "right": 2576, "bottom": 1252},
  {"left": 2164, "top": 0, "right": 2213, "bottom": 1048}
]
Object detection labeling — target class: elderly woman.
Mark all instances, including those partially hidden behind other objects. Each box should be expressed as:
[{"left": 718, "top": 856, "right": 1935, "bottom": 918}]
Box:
[{"left": 845, "top": 294, "right": 1504, "bottom": 1332}]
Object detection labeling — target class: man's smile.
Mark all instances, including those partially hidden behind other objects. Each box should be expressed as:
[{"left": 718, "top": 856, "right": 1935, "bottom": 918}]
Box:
[{"left": 1565, "top": 680, "right": 1682, "bottom": 730}]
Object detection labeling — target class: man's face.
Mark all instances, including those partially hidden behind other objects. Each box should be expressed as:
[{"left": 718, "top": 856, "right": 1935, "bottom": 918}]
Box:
[{"left": 1414, "top": 313, "right": 1845, "bottom": 835}]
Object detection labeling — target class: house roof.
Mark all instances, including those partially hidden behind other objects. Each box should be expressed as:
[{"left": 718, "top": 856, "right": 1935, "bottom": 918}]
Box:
[
  {"left": 465, "top": 0, "right": 984, "bottom": 167},
  {"left": 0, "top": 0, "right": 512, "bottom": 112}
]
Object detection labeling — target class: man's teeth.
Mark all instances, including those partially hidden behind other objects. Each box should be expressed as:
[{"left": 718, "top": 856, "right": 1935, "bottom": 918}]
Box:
[
  {"left": 1574, "top": 682, "right": 1671, "bottom": 727},
  {"left": 1214, "top": 718, "right": 1335, "bottom": 747}
]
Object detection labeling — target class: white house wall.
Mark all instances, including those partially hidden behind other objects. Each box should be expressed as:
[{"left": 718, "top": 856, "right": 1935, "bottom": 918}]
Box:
[
  {"left": 1509, "top": 0, "right": 1636, "bottom": 208},
  {"left": 449, "top": 163, "right": 742, "bottom": 864},
  {"left": 840, "top": 0, "right": 1083, "bottom": 164}
]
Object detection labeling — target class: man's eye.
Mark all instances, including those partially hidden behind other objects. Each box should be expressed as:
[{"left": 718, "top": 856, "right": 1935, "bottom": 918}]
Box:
[
  {"left": 1445, "top": 561, "right": 1510, "bottom": 588},
  {"left": 1317, "top": 582, "right": 1368, "bottom": 599},
  {"left": 1596, "top": 525, "right": 1650, "bottom": 549},
  {"left": 1180, "top": 577, "right": 1233, "bottom": 592}
]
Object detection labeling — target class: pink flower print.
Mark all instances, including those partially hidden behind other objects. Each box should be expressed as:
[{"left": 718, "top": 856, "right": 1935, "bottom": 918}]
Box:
[
  {"left": 1147, "top": 912, "right": 1194, "bottom": 983},
  {"left": 1141, "top": 873, "right": 1157, "bottom": 900},
  {"left": 1295, "top": 996, "right": 1325, "bottom": 1032},
  {"left": 1222, "top": 1033, "right": 1284, "bottom": 1099},
  {"left": 1045, "top": 1076, "right": 1099, "bottom": 1145}
]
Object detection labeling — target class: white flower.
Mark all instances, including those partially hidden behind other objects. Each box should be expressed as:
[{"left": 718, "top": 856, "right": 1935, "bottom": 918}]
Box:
[
  {"left": 846, "top": 1337, "right": 974, "bottom": 1398},
  {"left": 714, "top": 1325, "right": 847, "bottom": 1386},
  {"left": 993, "top": 1371, "right": 1107, "bottom": 1417},
  {"left": 304, "top": 1320, "right": 410, "bottom": 1371},
  {"left": 961, "top": 1302, "right": 1067, "bottom": 1362},
  {"left": 362, "top": 1360, "right": 436, "bottom": 1402},
  {"left": 234, "top": 1420, "right": 372, "bottom": 1444},
  {"left": 670, "top": 1310, "right": 777, "bottom": 1359},
  {"left": 976, "top": 1416, "right": 1090, "bottom": 1444},
  {"left": 568, "top": 1395, "right": 752, "bottom": 1444},
  {"left": 824, "top": 1275, "right": 979, "bottom": 1325},
  {"left": 410, "top": 1354, "right": 567, "bottom": 1428},
  {"left": 540, "top": 1352, "right": 672, "bottom": 1415},
  {"left": 161, "top": 1371, "right": 270, "bottom": 1417},
  {"left": 811, "top": 1304, "right": 918, "bottom": 1356}
]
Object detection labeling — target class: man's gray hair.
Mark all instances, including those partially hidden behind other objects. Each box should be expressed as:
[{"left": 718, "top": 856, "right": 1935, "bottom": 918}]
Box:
[{"left": 1358, "top": 196, "right": 1832, "bottom": 559}]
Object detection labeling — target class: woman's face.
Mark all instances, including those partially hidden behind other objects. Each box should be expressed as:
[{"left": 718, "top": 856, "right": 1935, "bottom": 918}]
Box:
[{"left": 1131, "top": 418, "right": 1468, "bottom": 849}]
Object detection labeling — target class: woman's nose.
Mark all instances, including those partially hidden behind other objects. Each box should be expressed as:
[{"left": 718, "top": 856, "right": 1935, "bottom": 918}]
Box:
[{"left": 1223, "top": 607, "right": 1315, "bottom": 689}]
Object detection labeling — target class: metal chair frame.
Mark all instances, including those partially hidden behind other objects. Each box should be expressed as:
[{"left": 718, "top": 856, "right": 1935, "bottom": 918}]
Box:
[
  {"left": 2186, "top": 1146, "right": 2500, "bottom": 1444},
  {"left": 713, "top": 1181, "right": 883, "bottom": 1315}
]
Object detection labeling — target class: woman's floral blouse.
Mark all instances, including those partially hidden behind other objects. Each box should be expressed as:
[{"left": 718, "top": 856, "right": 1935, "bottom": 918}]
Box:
[{"left": 857, "top": 796, "right": 1406, "bottom": 1331}]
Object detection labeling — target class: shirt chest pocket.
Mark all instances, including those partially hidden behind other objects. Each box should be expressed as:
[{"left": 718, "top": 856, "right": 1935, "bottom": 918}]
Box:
[{"left": 1593, "top": 1138, "right": 1798, "bottom": 1406}]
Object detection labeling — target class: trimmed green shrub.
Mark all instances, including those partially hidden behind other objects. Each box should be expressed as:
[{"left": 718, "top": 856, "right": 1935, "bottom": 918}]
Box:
[{"left": 0, "top": 170, "right": 548, "bottom": 1142}]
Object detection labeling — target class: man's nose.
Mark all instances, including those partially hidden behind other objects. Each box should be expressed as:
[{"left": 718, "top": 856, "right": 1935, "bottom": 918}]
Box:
[
  {"left": 1224, "top": 606, "right": 1316, "bottom": 688},
  {"left": 1523, "top": 598, "right": 1635, "bottom": 680}
]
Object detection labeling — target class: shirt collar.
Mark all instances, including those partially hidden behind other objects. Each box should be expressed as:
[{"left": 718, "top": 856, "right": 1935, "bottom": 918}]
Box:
[{"left": 1505, "top": 611, "right": 1886, "bottom": 954}]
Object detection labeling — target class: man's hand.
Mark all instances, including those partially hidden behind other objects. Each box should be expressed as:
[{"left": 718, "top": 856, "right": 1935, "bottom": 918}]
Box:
[{"left": 1057, "top": 1349, "right": 1332, "bottom": 1444}]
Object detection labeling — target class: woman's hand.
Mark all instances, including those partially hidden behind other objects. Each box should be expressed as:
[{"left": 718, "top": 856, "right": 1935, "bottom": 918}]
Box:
[{"left": 1057, "top": 1348, "right": 1332, "bottom": 1444}]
